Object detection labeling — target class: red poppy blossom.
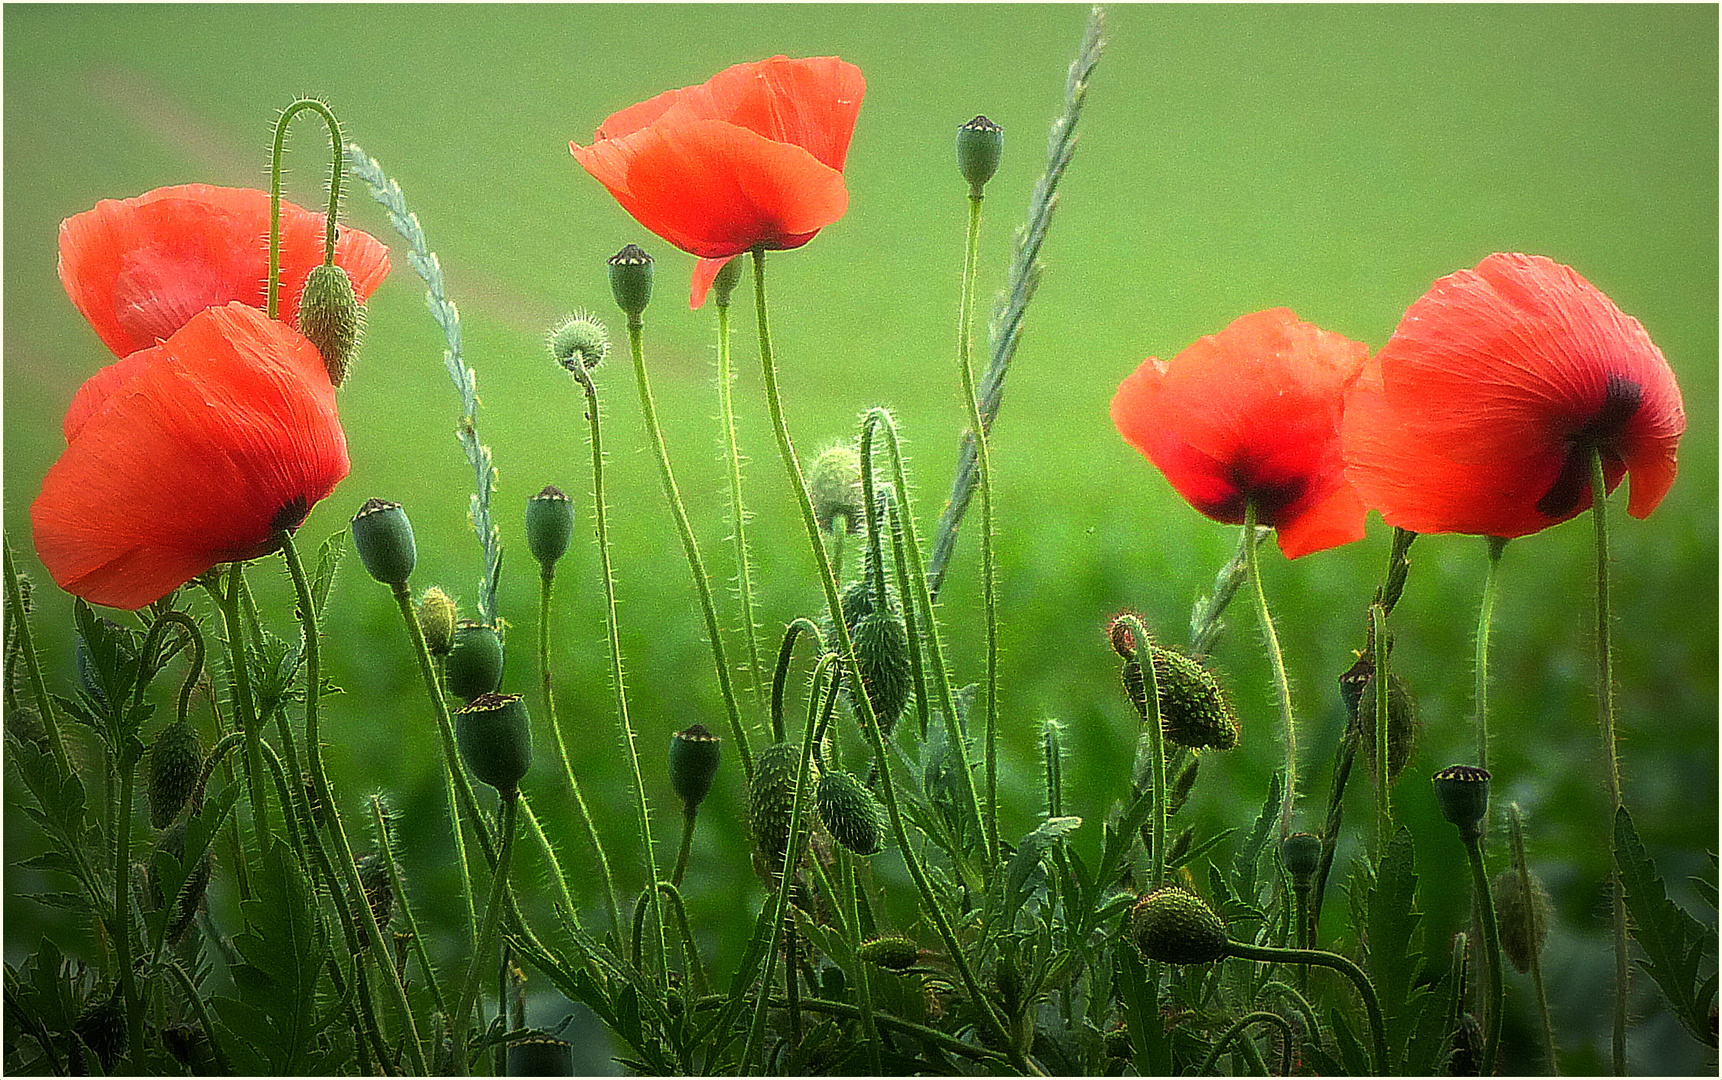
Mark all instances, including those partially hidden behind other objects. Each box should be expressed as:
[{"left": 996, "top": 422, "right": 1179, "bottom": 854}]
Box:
[
  {"left": 31, "top": 303, "right": 349, "bottom": 610},
  {"left": 570, "top": 55, "right": 864, "bottom": 308},
  {"left": 58, "top": 184, "right": 391, "bottom": 358},
  {"left": 1342, "top": 253, "right": 1685, "bottom": 538},
  {"left": 1111, "top": 308, "right": 1370, "bottom": 559}
]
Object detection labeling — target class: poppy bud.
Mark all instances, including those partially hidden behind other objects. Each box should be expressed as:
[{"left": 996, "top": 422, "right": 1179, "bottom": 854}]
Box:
[
  {"left": 710, "top": 258, "right": 744, "bottom": 308},
  {"left": 1432, "top": 765, "right": 1492, "bottom": 842},
  {"left": 355, "top": 853, "right": 395, "bottom": 934},
  {"left": 149, "top": 822, "right": 214, "bottom": 945},
  {"left": 446, "top": 622, "right": 505, "bottom": 702},
  {"left": 297, "top": 262, "right": 364, "bottom": 386},
  {"left": 1281, "top": 831, "right": 1322, "bottom": 886},
  {"left": 1353, "top": 670, "right": 1420, "bottom": 783},
  {"left": 608, "top": 244, "right": 654, "bottom": 318},
  {"left": 858, "top": 935, "right": 921, "bottom": 971},
  {"left": 808, "top": 445, "right": 864, "bottom": 533},
  {"left": 546, "top": 311, "right": 610, "bottom": 372},
  {"left": 456, "top": 692, "right": 533, "bottom": 796},
  {"left": 851, "top": 606, "right": 912, "bottom": 733},
  {"left": 815, "top": 770, "right": 886, "bottom": 856},
  {"left": 525, "top": 486, "right": 576, "bottom": 573},
  {"left": 749, "top": 742, "right": 806, "bottom": 872},
  {"left": 955, "top": 115, "right": 1004, "bottom": 195},
  {"left": 1120, "top": 634, "right": 1240, "bottom": 752},
  {"left": 1131, "top": 886, "right": 1229, "bottom": 966},
  {"left": 350, "top": 498, "right": 416, "bottom": 586},
  {"left": 1106, "top": 612, "right": 1140, "bottom": 660},
  {"left": 507, "top": 1035, "right": 574, "bottom": 1076},
  {"left": 147, "top": 717, "right": 202, "bottom": 829},
  {"left": 668, "top": 723, "right": 722, "bottom": 812},
  {"left": 73, "top": 988, "right": 127, "bottom": 1074},
  {"left": 1491, "top": 869, "right": 1552, "bottom": 974},
  {"left": 417, "top": 588, "right": 458, "bottom": 657}
]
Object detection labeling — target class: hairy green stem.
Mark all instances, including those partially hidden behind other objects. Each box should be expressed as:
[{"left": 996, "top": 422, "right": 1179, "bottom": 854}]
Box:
[
  {"left": 372, "top": 795, "right": 449, "bottom": 1018},
  {"left": 1509, "top": 804, "right": 1560, "bottom": 1074},
  {"left": 1463, "top": 835, "right": 1505, "bottom": 1075},
  {"left": 1197, "top": 1010, "right": 1296, "bottom": 1077},
  {"left": 1588, "top": 449, "right": 1629, "bottom": 1076},
  {"left": 452, "top": 792, "right": 518, "bottom": 1075},
  {"left": 1244, "top": 503, "right": 1298, "bottom": 839},
  {"left": 715, "top": 297, "right": 768, "bottom": 717},
  {"left": 1226, "top": 939, "right": 1386, "bottom": 1074},
  {"left": 1371, "top": 604, "right": 1391, "bottom": 855},
  {"left": 267, "top": 98, "right": 344, "bottom": 318},
  {"left": 4, "top": 539, "right": 72, "bottom": 772},
  {"left": 1475, "top": 536, "right": 1507, "bottom": 772},
  {"left": 217, "top": 563, "right": 273, "bottom": 847},
  {"left": 1115, "top": 614, "right": 1167, "bottom": 886}
]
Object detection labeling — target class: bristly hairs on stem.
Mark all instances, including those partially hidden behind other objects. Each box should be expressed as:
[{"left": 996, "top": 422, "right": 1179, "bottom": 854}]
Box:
[
  {"left": 267, "top": 97, "right": 344, "bottom": 319},
  {"left": 927, "top": 4, "right": 1105, "bottom": 599},
  {"left": 345, "top": 142, "right": 502, "bottom": 624}
]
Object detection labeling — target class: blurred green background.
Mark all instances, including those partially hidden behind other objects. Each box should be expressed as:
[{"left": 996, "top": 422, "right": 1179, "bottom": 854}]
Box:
[{"left": 6, "top": 4, "right": 1715, "bottom": 1073}]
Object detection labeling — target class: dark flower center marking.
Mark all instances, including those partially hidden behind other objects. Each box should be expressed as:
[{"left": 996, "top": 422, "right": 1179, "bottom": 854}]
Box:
[
  {"left": 1535, "top": 374, "right": 1643, "bottom": 517},
  {"left": 272, "top": 495, "right": 310, "bottom": 535},
  {"left": 1213, "top": 464, "right": 1307, "bottom": 527}
]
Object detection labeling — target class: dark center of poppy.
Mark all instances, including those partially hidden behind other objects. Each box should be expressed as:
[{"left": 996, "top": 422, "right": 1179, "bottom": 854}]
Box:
[
  {"left": 1216, "top": 464, "right": 1307, "bottom": 528},
  {"left": 272, "top": 495, "right": 311, "bottom": 536},
  {"left": 1534, "top": 373, "right": 1643, "bottom": 518}
]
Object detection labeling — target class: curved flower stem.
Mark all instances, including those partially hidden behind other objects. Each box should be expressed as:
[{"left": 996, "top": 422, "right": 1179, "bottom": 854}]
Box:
[
  {"left": 1474, "top": 536, "right": 1507, "bottom": 772},
  {"left": 4, "top": 538, "right": 72, "bottom": 773},
  {"left": 1196, "top": 1010, "right": 1297, "bottom": 1077},
  {"left": 1588, "top": 449, "right": 1629, "bottom": 1076},
  {"left": 452, "top": 791, "right": 518, "bottom": 1076},
  {"left": 568, "top": 359, "right": 665, "bottom": 978},
  {"left": 1244, "top": 503, "right": 1298, "bottom": 839},
  {"left": 217, "top": 563, "right": 273, "bottom": 847},
  {"left": 1462, "top": 833, "right": 1505, "bottom": 1075},
  {"left": 1226, "top": 940, "right": 1387, "bottom": 1074},
  {"left": 1370, "top": 604, "right": 1392, "bottom": 856},
  {"left": 267, "top": 98, "right": 344, "bottom": 317},
  {"left": 279, "top": 534, "right": 428, "bottom": 1075},
  {"left": 840, "top": 851, "right": 884, "bottom": 1075},
  {"left": 1509, "top": 804, "right": 1561, "bottom": 1074},
  {"left": 539, "top": 569, "right": 622, "bottom": 936},
  {"left": 111, "top": 746, "right": 144, "bottom": 1067},
  {"left": 716, "top": 297, "right": 768, "bottom": 713},
  {"left": 371, "top": 794, "right": 449, "bottom": 1018},
  {"left": 1113, "top": 614, "right": 1166, "bottom": 886}
]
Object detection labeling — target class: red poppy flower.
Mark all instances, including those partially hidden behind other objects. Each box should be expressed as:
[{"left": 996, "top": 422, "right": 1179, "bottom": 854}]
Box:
[
  {"left": 1342, "top": 253, "right": 1685, "bottom": 538},
  {"left": 31, "top": 303, "right": 350, "bottom": 610},
  {"left": 570, "top": 55, "right": 864, "bottom": 308},
  {"left": 58, "top": 184, "right": 391, "bottom": 358},
  {"left": 1111, "top": 308, "right": 1370, "bottom": 559}
]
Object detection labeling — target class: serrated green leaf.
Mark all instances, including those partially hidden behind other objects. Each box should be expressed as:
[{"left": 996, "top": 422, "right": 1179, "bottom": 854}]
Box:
[
  {"left": 1004, "top": 816, "right": 1081, "bottom": 919},
  {"left": 1330, "top": 1003, "right": 1372, "bottom": 1077},
  {"left": 1232, "top": 769, "right": 1283, "bottom": 904},
  {"left": 310, "top": 529, "right": 346, "bottom": 615},
  {"left": 221, "top": 845, "right": 334, "bottom": 1072},
  {"left": 1366, "top": 827, "right": 1429, "bottom": 1069},
  {"left": 1690, "top": 875, "right": 1718, "bottom": 911},
  {"left": 31, "top": 891, "right": 95, "bottom": 913},
  {"left": 1174, "top": 827, "right": 1238, "bottom": 873},
  {"left": 1404, "top": 954, "right": 1458, "bottom": 1075},
  {"left": 1615, "top": 807, "right": 1719, "bottom": 1048}
]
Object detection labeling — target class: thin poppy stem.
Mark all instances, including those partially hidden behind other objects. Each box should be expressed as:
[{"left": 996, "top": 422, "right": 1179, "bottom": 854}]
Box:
[
  {"left": 1194, "top": 1010, "right": 1297, "bottom": 1078},
  {"left": 371, "top": 794, "right": 449, "bottom": 1019},
  {"left": 1224, "top": 939, "right": 1387, "bottom": 1075},
  {"left": 1509, "top": 803, "right": 1561, "bottom": 1074},
  {"left": 3, "top": 539, "right": 72, "bottom": 774},
  {"left": 1462, "top": 833, "right": 1505, "bottom": 1076},
  {"left": 1474, "top": 536, "right": 1508, "bottom": 772},
  {"left": 267, "top": 98, "right": 345, "bottom": 318},
  {"left": 716, "top": 296, "right": 768, "bottom": 719},
  {"left": 218, "top": 563, "right": 273, "bottom": 847},
  {"left": 1371, "top": 603, "right": 1391, "bottom": 855},
  {"left": 1243, "top": 503, "right": 1298, "bottom": 839},
  {"left": 1113, "top": 614, "right": 1166, "bottom": 887},
  {"left": 112, "top": 745, "right": 144, "bottom": 1068},
  {"left": 451, "top": 790, "right": 518, "bottom": 1077},
  {"left": 1588, "top": 448, "right": 1629, "bottom": 1076}
]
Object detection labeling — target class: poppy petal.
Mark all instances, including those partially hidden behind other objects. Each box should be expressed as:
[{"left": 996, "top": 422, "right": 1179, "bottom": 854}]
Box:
[
  {"left": 695, "top": 56, "right": 866, "bottom": 171},
  {"left": 690, "top": 255, "right": 740, "bottom": 309}
]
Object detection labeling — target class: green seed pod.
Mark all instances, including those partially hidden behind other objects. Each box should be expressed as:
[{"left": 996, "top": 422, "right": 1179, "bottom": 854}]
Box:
[
  {"left": 149, "top": 822, "right": 214, "bottom": 945},
  {"left": 73, "top": 987, "right": 126, "bottom": 1074},
  {"left": 669, "top": 723, "right": 722, "bottom": 812},
  {"left": 456, "top": 693, "right": 533, "bottom": 795},
  {"left": 297, "top": 262, "right": 364, "bottom": 386},
  {"left": 851, "top": 607, "right": 912, "bottom": 733},
  {"left": 507, "top": 1035, "right": 575, "bottom": 1076},
  {"left": 1281, "top": 832, "right": 1322, "bottom": 885},
  {"left": 355, "top": 853, "right": 395, "bottom": 934},
  {"left": 446, "top": 622, "right": 505, "bottom": 702},
  {"left": 417, "top": 588, "right": 458, "bottom": 657},
  {"left": 955, "top": 114, "right": 1004, "bottom": 195},
  {"left": 710, "top": 257, "right": 744, "bottom": 307},
  {"left": 1491, "top": 869, "right": 1552, "bottom": 974},
  {"left": 1432, "top": 765, "right": 1492, "bottom": 842},
  {"left": 1130, "top": 886, "right": 1228, "bottom": 966},
  {"left": 1353, "top": 670, "right": 1421, "bottom": 782},
  {"left": 525, "top": 486, "right": 576, "bottom": 572},
  {"left": 748, "top": 742, "right": 806, "bottom": 872},
  {"left": 546, "top": 311, "right": 610, "bottom": 372},
  {"left": 147, "top": 717, "right": 202, "bottom": 829},
  {"left": 815, "top": 770, "right": 886, "bottom": 856},
  {"left": 858, "top": 935, "right": 921, "bottom": 971},
  {"left": 608, "top": 243, "right": 654, "bottom": 317},
  {"left": 350, "top": 498, "right": 416, "bottom": 586},
  {"left": 808, "top": 445, "right": 864, "bottom": 533}
]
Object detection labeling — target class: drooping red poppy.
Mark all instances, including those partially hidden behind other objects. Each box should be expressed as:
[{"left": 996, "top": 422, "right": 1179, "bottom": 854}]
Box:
[
  {"left": 32, "top": 302, "right": 350, "bottom": 610},
  {"left": 58, "top": 184, "right": 391, "bottom": 358},
  {"left": 1342, "top": 253, "right": 1685, "bottom": 538},
  {"left": 570, "top": 55, "right": 865, "bottom": 308},
  {"left": 1111, "top": 308, "right": 1370, "bottom": 559}
]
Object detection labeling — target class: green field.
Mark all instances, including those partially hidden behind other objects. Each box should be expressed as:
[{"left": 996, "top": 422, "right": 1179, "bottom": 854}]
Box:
[{"left": 5, "top": 5, "right": 1716, "bottom": 1073}]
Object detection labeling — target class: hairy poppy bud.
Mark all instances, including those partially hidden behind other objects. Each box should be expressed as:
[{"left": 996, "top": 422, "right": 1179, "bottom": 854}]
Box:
[
  {"left": 507, "top": 1035, "right": 574, "bottom": 1077},
  {"left": 1432, "top": 765, "right": 1492, "bottom": 842},
  {"left": 808, "top": 445, "right": 864, "bottom": 533},
  {"left": 355, "top": 853, "right": 395, "bottom": 934},
  {"left": 351, "top": 499, "right": 416, "bottom": 586},
  {"left": 546, "top": 311, "right": 610, "bottom": 372},
  {"left": 955, "top": 115, "right": 1004, "bottom": 195},
  {"left": 1353, "top": 670, "right": 1420, "bottom": 783},
  {"left": 1130, "top": 886, "right": 1229, "bottom": 965},
  {"left": 608, "top": 244, "right": 654, "bottom": 317},
  {"left": 1281, "top": 832, "right": 1322, "bottom": 885},
  {"left": 710, "top": 258, "right": 744, "bottom": 308},
  {"left": 456, "top": 693, "right": 533, "bottom": 796},
  {"left": 815, "top": 770, "right": 886, "bottom": 856},
  {"left": 1491, "top": 869, "right": 1552, "bottom": 974},
  {"left": 149, "top": 822, "right": 214, "bottom": 945},
  {"left": 446, "top": 622, "right": 505, "bottom": 702},
  {"left": 526, "top": 486, "right": 575, "bottom": 573},
  {"left": 851, "top": 606, "right": 912, "bottom": 733},
  {"left": 668, "top": 723, "right": 722, "bottom": 812},
  {"left": 749, "top": 742, "right": 806, "bottom": 872},
  {"left": 147, "top": 717, "right": 202, "bottom": 829},
  {"left": 858, "top": 935, "right": 921, "bottom": 971},
  {"left": 417, "top": 588, "right": 458, "bottom": 657},
  {"left": 298, "top": 262, "right": 364, "bottom": 386},
  {"left": 73, "top": 988, "right": 127, "bottom": 1074},
  {"left": 1120, "top": 633, "right": 1240, "bottom": 752}
]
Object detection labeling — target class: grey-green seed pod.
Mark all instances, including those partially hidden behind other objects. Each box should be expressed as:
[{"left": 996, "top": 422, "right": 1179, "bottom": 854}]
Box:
[
  {"left": 748, "top": 742, "right": 806, "bottom": 872},
  {"left": 446, "top": 622, "right": 505, "bottom": 702},
  {"left": 608, "top": 244, "right": 654, "bottom": 317},
  {"left": 851, "top": 607, "right": 912, "bottom": 733},
  {"left": 1130, "top": 886, "right": 1229, "bottom": 966},
  {"left": 1491, "top": 869, "right": 1552, "bottom": 974},
  {"left": 546, "top": 312, "right": 610, "bottom": 372},
  {"left": 507, "top": 1035, "right": 575, "bottom": 1076},
  {"left": 1353, "top": 671, "right": 1421, "bottom": 783},
  {"left": 355, "top": 853, "right": 395, "bottom": 934},
  {"left": 417, "top": 588, "right": 458, "bottom": 657},
  {"left": 815, "top": 770, "right": 886, "bottom": 856},
  {"left": 147, "top": 717, "right": 202, "bottom": 829},
  {"left": 456, "top": 693, "right": 533, "bottom": 795},
  {"left": 669, "top": 723, "right": 722, "bottom": 811},
  {"left": 297, "top": 262, "right": 364, "bottom": 386},
  {"left": 1281, "top": 832, "right": 1322, "bottom": 885},
  {"left": 808, "top": 445, "right": 864, "bottom": 533},
  {"left": 525, "top": 486, "right": 576, "bottom": 572},
  {"left": 858, "top": 935, "right": 921, "bottom": 971},
  {"left": 1432, "top": 765, "right": 1491, "bottom": 842},
  {"left": 351, "top": 498, "right": 416, "bottom": 586},
  {"left": 955, "top": 115, "right": 1004, "bottom": 195}
]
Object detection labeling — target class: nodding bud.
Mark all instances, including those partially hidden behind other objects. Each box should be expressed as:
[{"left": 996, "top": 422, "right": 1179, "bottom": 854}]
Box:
[
  {"left": 1130, "top": 886, "right": 1229, "bottom": 966},
  {"left": 1119, "top": 632, "right": 1240, "bottom": 752},
  {"left": 955, "top": 115, "right": 1004, "bottom": 195},
  {"left": 525, "top": 486, "right": 576, "bottom": 572},
  {"left": 1432, "top": 765, "right": 1492, "bottom": 842},
  {"left": 546, "top": 311, "right": 610, "bottom": 372},
  {"left": 73, "top": 988, "right": 127, "bottom": 1075},
  {"left": 507, "top": 1036, "right": 575, "bottom": 1077},
  {"left": 815, "top": 770, "right": 886, "bottom": 856},
  {"left": 748, "top": 742, "right": 807, "bottom": 873},
  {"left": 608, "top": 244, "right": 654, "bottom": 317},
  {"left": 355, "top": 853, "right": 395, "bottom": 936},
  {"left": 298, "top": 262, "right": 364, "bottom": 386},
  {"left": 351, "top": 499, "right": 416, "bottom": 586},
  {"left": 148, "top": 822, "right": 214, "bottom": 945},
  {"left": 711, "top": 257, "right": 744, "bottom": 307},
  {"left": 1281, "top": 832, "right": 1322, "bottom": 886},
  {"left": 858, "top": 936, "right": 921, "bottom": 971},
  {"left": 455, "top": 693, "right": 533, "bottom": 796},
  {"left": 851, "top": 606, "right": 912, "bottom": 734},
  {"left": 808, "top": 445, "right": 865, "bottom": 533},
  {"left": 668, "top": 723, "right": 722, "bottom": 812},
  {"left": 1107, "top": 612, "right": 1140, "bottom": 660},
  {"left": 1352, "top": 669, "right": 1421, "bottom": 783},
  {"left": 1492, "top": 869, "right": 1552, "bottom": 974},
  {"left": 147, "top": 718, "right": 202, "bottom": 829},
  {"left": 417, "top": 588, "right": 458, "bottom": 657},
  {"left": 446, "top": 622, "right": 505, "bottom": 702}
]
